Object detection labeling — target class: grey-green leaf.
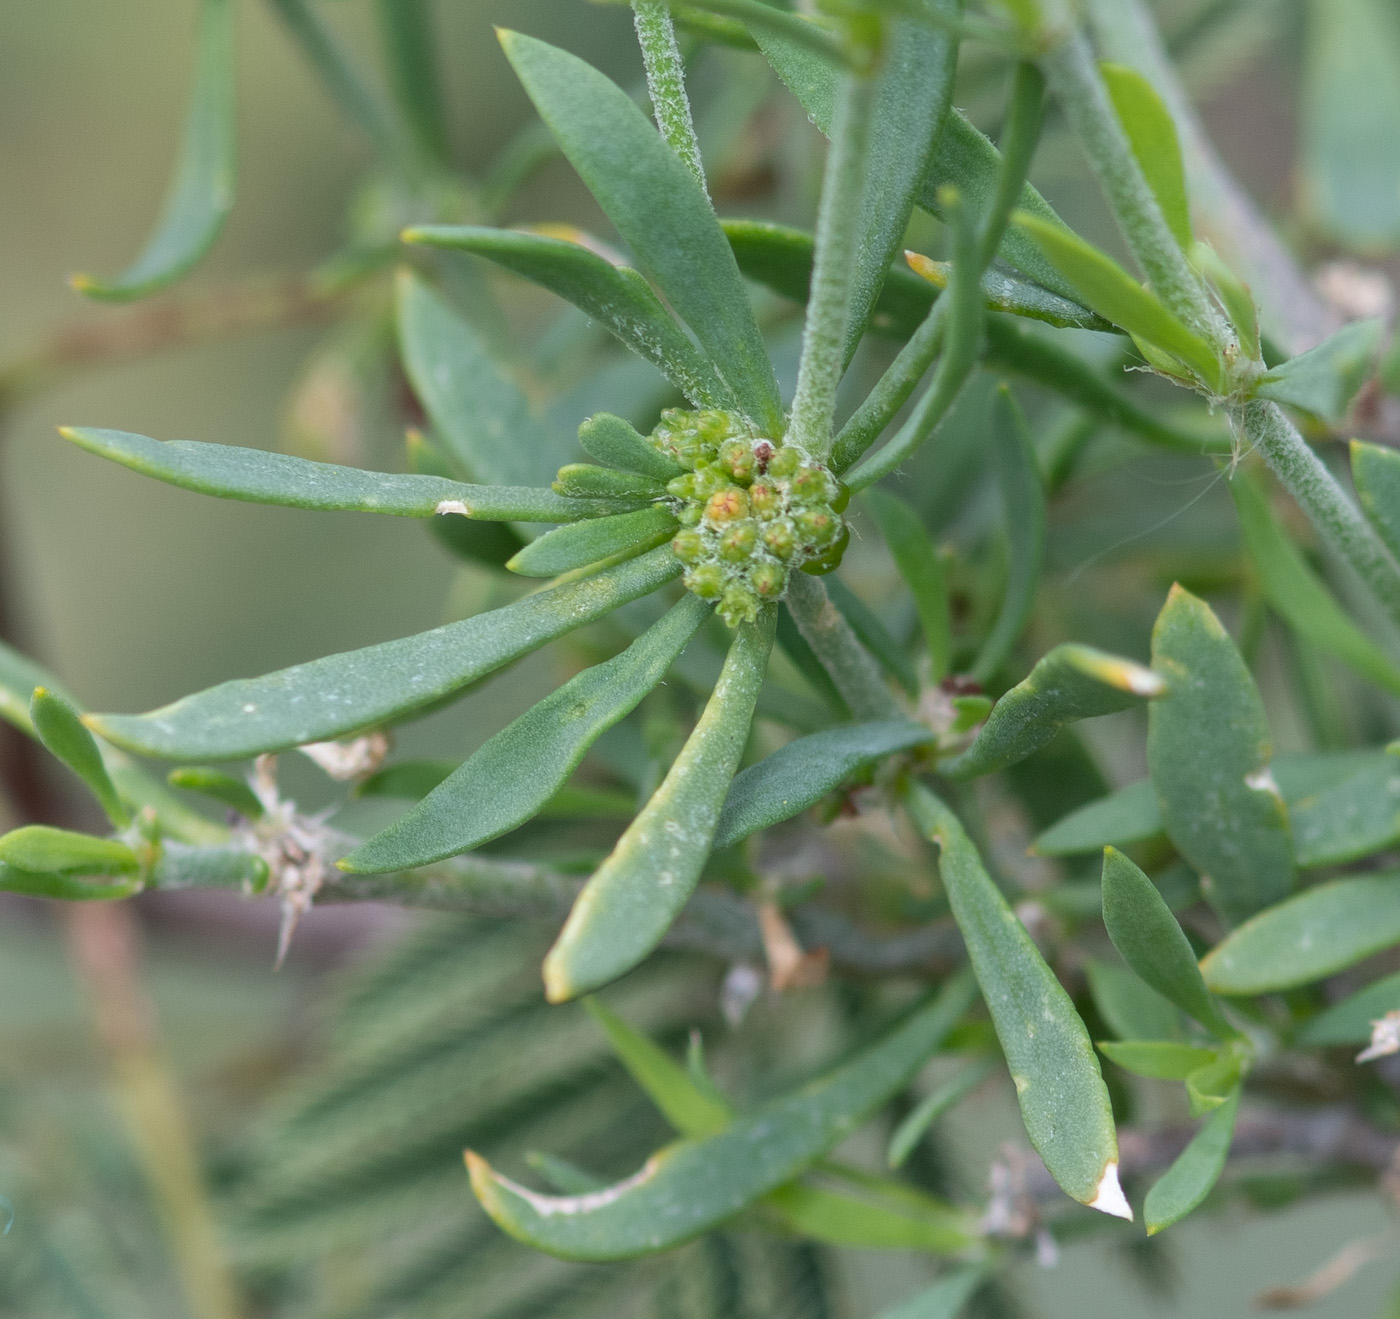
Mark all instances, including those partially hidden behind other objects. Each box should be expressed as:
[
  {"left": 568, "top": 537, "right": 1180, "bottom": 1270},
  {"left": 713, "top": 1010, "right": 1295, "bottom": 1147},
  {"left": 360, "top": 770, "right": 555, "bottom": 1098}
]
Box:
[
  {"left": 1101, "top": 63, "right": 1192, "bottom": 250},
  {"left": 579, "top": 413, "right": 685, "bottom": 481},
  {"left": 906, "top": 784, "right": 1126, "bottom": 1216},
  {"left": 467, "top": 970, "right": 977, "bottom": 1259},
  {"left": 60, "top": 426, "right": 610, "bottom": 523},
  {"left": 1352, "top": 439, "right": 1400, "bottom": 566},
  {"left": 0, "top": 827, "right": 139, "bottom": 878},
  {"left": 1201, "top": 871, "right": 1400, "bottom": 995},
  {"left": 87, "top": 546, "right": 682, "bottom": 761},
  {"left": 168, "top": 766, "right": 264, "bottom": 820},
  {"left": 1086, "top": 959, "right": 1182, "bottom": 1042},
  {"left": 1102, "top": 847, "right": 1234, "bottom": 1039},
  {"left": 1148, "top": 585, "right": 1294, "bottom": 925},
  {"left": 341, "top": 596, "right": 709, "bottom": 873},
  {"left": 1143, "top": 1089, "right": 1238, "bottom": 1235},
  {"left": 72, "top": 0, "right": 235, "bottom": 300},
  {"left": 1256, "top": 318, "right": 1382, "bottom": 422},
  {"left": 543, "top": 607, "right": 776, "bottom": 1001},
  {"left": 1289, "top": 748, "right": 1400, "bottom": 867},
  {"left": 0, "top": 862, "right": 139, "bottom": 903},
  {"left": 31, "top": 687, "right": 128, "bottom": 828},
  {"left": 714, "top": 718, "right": 931, "bottom": 850},
  {"left": 942, "top": 644, "right": 1164, "bottom": 780},
  {"left": 402, "top": 226, "right": 734, "bottom": 410},
  {"left": 864, "top": 489, "right": 951, "bottom": 681},
  {"left": 887, "top": 1057, "right": 997, "bottom": 1170},
  {"left": 506, "top": 506, "right": 678, "bottom": 578},
  {"left": 500, "top": 31, "right": 782, "bottom": 434},
  {"left": 1096, "top": 1040, "right": 1217, "bottom": 1081},
  {"left": 1296, "top": 970, "right": 1400, "bottom": 1046},
  {"left": 1032, "top": 779, "right": 1163, "bottom": 855}
]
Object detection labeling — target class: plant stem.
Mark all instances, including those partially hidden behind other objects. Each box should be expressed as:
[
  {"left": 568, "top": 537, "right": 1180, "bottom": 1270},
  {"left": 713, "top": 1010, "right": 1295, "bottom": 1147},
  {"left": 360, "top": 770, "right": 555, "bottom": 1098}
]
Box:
[
  {"left": 784, "top": 573, "right": 901, "bottom": 720},
  {"left": 1039, "top": 28, "right": 1223, "bottom": 344},
  {"left": 975, "top": 63, "right": 1047, "bottom": 269},
  {"left": 373, "top": 0, "right": 450, "bottom": 167},
  {"left": 791, "top": 60, "right": 877, "bottom": 458},
  {"left": 632, "top": 0, "right": 707, "bottom": 190},
  {"left": 1241, "top": 400, "right": 1400, "bottom": 630},
  {"left": 1082, "top": 0, "right": 1336, "bottom": 355}
]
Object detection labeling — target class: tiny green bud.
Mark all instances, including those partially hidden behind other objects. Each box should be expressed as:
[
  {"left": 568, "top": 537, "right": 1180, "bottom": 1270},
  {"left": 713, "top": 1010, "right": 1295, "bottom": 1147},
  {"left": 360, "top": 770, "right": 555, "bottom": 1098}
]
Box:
[
  {"left": 750, "top": 560, "right": 787, "bottom": 598},
  {"left": 671, "top": 529, "right": 706, "bottom": 563},
  {"left": 761, "top": 519, "right": 798, "bottom": 560},
  {"left": 705, "top": 486, "right": 749, "bottom": 522},
  {"left": 667, "top": 473, "right": 699, "bottom": 500},
  {"left": 767, "top": 445, "right": 802, "bottom": 478},
  {"left": 685, "top": 563, "right": 726, "bottom": 598},
  {"left": 718, "top": 438, "right": 758, "bottom": 484},
  {"left": 789, "top": 465, "right": 833, "bottom": 503},
  {"left": 749, "top": 481, "right": 781, "bottom": 518},
  {"left": 800, "top": 523, "right": 850, "bottom": 575},
  {"left": 719, "top": 583, "right": 760, "bottom": 627},
  {"left": 718, "top": 519, "right": 758, "bottom": 561},
  {"left": 677, "top": 503, "right": 703, "bottom": 527},
  {"left": 794, "top": 507, "right": 839, "bottom": 547},
  {"left": 832, "top": 480, "right": 851, "bottom": 513}
]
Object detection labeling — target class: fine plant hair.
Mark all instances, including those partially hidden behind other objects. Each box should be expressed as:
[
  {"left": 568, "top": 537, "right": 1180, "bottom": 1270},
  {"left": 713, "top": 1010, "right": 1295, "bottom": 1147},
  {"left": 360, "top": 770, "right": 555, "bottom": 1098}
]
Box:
[{"left": 10, "top": 0, "right": 1400, "bottom": 1314}]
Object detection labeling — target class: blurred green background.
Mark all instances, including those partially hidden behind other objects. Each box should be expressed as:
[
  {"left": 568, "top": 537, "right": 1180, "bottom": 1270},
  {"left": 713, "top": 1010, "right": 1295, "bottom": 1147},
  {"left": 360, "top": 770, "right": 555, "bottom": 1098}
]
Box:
[{"left": 2, "top": 2, "right": 1399, "bottom": 1316}]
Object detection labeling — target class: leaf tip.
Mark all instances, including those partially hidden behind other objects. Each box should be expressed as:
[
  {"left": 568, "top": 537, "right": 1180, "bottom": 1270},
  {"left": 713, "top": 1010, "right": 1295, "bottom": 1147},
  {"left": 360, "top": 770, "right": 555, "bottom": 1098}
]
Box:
[{"left": 1088, "top": 1160, "right": 1133, "bottom": 1220}]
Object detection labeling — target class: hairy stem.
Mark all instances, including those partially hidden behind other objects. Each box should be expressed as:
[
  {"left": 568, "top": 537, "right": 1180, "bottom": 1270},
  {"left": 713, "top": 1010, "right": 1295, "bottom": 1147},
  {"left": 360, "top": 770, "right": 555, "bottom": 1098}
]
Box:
[
  {"left": 1082, "top": 0, "right": 1335, "bottom": 355},
  {"left": 784, "top": 573, "right": 901, "bottom": 720},
  {"left": 1040, "top": 27, "right": 1223, "bottom": 344},
  {"left": 1241, "top": 400, "right": 1400, "bottom": 630},
  {"left": 790, "top": 61, "right": 877, "bottom": 458},
  {"left": 632, "top": 0, "right": 707, "bottom": 190}
]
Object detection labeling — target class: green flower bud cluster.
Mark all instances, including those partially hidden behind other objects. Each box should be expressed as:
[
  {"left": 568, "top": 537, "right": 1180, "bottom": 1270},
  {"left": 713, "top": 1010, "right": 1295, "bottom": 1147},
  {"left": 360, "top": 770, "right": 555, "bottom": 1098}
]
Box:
[{"left": 651, "top": 409, "right": 850, "bottom": 628}]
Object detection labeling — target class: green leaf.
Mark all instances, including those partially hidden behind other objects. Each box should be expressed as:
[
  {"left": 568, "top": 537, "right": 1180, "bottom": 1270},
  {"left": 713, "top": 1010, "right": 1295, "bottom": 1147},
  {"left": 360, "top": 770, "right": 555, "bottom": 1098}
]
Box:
[
  {"left": 578, "top": 413, "right": 685, "bottom": 481},
  {"left": 1013, "top": 213, "right": 1223, "bottom": 389},
  {"left": 757, "top": 9, "right": 957, "bottom": 354},
  {"left": 942, "top": 644, "right": 1165, "bottom": 780},
  {"left": 1232, "top": 471, "right": 1400, "bottom": 696},
  {"left": 542, "top": 607, "right": 776, "bottom": 1001},
  {"left": 396, "top": 270, "right": 568, "bottom": 489},
  {"left": 167, "top": 766, "right": 264, "bottom": 820},
  {"left": 1085, "top": 959, "right": 1182, "bottom": 1042},
  {"left": 973, "top": 386, "right": 1046, "bottom": 682},
  {"left": 887, "top": 1056, "right": 998, "bottom": 1169},
  {"left": 31, "top": 687, "right": 128, "bottom": 828},
  {"left": 72, "top": 0, "right": 235, "bottom": 299},
  {"left": 552, "top": 464, "right": 667, "bottom": 502},
  {"left": 500, "top": 31, "right": 782, "bottom": 434},
  {"left": 0, "top": 826, "right": 139, "bottom": 878},
  {"left": 1290, "top": 747, "right": 1400, "bottom": 867},
  {"left": 1256, "top": 319, "right": 1382, "bottom": 422},
  {"left": 1147, "top": 585, "right": 1295, "bottom": 925},
  {"left": 1143, "top": 1088, "right": 1239, "bottom": 1235},
  {"left": 903, "top": 251, "right": 1113, "bottom": 333},
  {"left": 506, "top": 506, "right": 678, "bottom": 578},
  {"left": 906, "top": 784, "right": 1127, "bottom": 1217},
  {"left": 402, "top": 226, "right": 735, "bottom": 409},
  {"left": 762, "top": 1178, "right": 973, "bottom": 1253},
  {"left": 825, "top": 577, "right": 918, "bottom": 697},
  {"left": 863, "top": 489, "right": 951, "bottom": 680},
  {"left": 1302, "top": 0, "right": 1400, "bottom": 251},
  {"left": 1201, "top": 870, "right": 1400, "bottom": 994},
  {"left": 353, "top": 759, "right": 452, "bottom": 801},
  {"left": 0, "top": 641, "right": 70, "bottom": 735},
  {"left": 583, "top": 997, "right": 732, "bottom": 1139},
  {"left": 1352, "top": 439, "right": 1400, "bottom": 566},
  {"left": 713, "top": 718, "right": 932, "bottom": 850},
  {"left": 1097, "top": 1040, "right": 1217, "bottom": 1081},
  {"left": 88, "top": 545, "right": 682, "bottom": 761},
  {"left": 467, "top": 970, "right": 978, "bottom": 1259},
  {"left": 874, "top": 1266, "right": 989, "bottom": 1319},
  {"left": 0, "top": 862, "right": 139, "bottom": 902},
  {"left": 1100, "top": 63, "right": 1192, "bottom": 250},
  {"left": 1296, "top": 969, "right": 1400, "bottom": 1046},
  {"left": 60, "top": 426, "right": 613, "bottom": 524},
  {"left": 1032, "top": 779, "right": 1163, "bottom": 855},
  {"left": 340, "top": 596, "right": 709, "bottom": 873},
  {"left": 1184, "top": 1051, "right": 1242, "bottom": 1117},
  {"left": 1102, "top": 848, "right": 1235, "bottom": 1039},
  {"left": 1190, "top": 242, "right": 1259, "bottom": 361}
]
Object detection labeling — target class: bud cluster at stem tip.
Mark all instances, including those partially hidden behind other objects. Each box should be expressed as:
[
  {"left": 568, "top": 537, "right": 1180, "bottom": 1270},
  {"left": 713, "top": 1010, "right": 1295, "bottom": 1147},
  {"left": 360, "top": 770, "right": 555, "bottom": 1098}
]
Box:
[{"left": 650, "top": 409, "right": 850, "bottom": 627}]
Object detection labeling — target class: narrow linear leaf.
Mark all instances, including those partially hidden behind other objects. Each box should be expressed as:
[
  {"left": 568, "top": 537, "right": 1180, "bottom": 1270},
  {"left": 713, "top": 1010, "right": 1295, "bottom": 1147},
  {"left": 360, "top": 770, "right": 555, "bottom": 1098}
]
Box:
[
  {"left": 904, "top": 252, "right": 1113, "bottom": 333},
  {"left": 0, "top": 862, "right": 139, "bottom": 902},
  {"left": 1086, "top": 959, "right": 1183, "bottom": 1042},
  {"left": 467, "top": 970, "right": 978, "bottom": 1259},
  {"left": 579, "top": 413, "right": 685, "bottom": 481},
  {"left": 0, "top": 827, "right": 139, "bottom": 878},
  {"left": 906, "top": 784, "right": 1127, "bottom": 1217},
  {"left": 543, "top": 607, "right": 776, "bottom": 1001},
  {"left": 553, "top": 464, "right": 667, "bottom": 502},
  {"left": 500, "top": 31, "right": 782, "bottom": 433},
  {"left": 402, "top": 226, "right": 734, "bottom": 409},
  {"left": 397, "top": 270, "right": 569, "bottom": 489},
  {"left": 1296, "top": 970, "right": 1400, "bottom": 1046},
  {"left": 874, "top": 1266, "right": 990, "bottom": 1319},
  {"left": 1097, "top": 1040, "right": 1217, "bottom": 1081},
  {"left": 1102, "top": 848, "right": 1235, "bottom": 1038},
  {"left": 1352, "top": 439, "right": 1400, "bottom": 565},
  {"left": 973, "top": 386, "right": 1045, "bottom": 682},
  {"left": 714, "top": 718, "right": 931, "bottom": 850},
  {"left": 1101, "top": 63, "right": 1192, "bottom": 250},
  {"left": 88, "top": 546, "right": 682, "bottom": 761},
  {"left": 1231, "top": 472, "right": 1400, "bottom": 696},
  {"left": 825, "top": 577, "right": 918, "bottom": 697},
  {"left": 31, "top": 687, "right": 128, "bottom": 827},
  {"left": 887, "top": 1056, "right": 998, "bottom": 1169},
  {"left": 507, "top": 506, "right": 678, "bottom": 578},
  {"left": 1032, "top": 779, "right": 1163, "bottom": 855},
  {"left": 1191, "top": 242, "right": 1259, "bottom": 360},
  {"left": 1148, "top": 585, "right": 1295, "bottom": 925},
  {"left": 1013, "top": 213, "right": 1222, "bottom": 389},
  {"left": 864, "top": 489, "right": 951, "bottom": 680},
  {"left": 1256, "top": 319, "right": 1382, "bottom": 422},
  {"left": 763, "top": 1179, "right": 973, "bottom": 1254},
  {"left": 942, "top": 643, "right": 1164, "bottom": 781},
  {"left": 168, "top": 767, "right": 264, "bottom": 820},
  {"left": 1185, "top": 1052, "right": 1242, "bottom": 1117},
  {"left": 0, "top": 642, "right": 71, "bottom": 736},
  {"left": 72, "top": 0, "right": 235, "bottom": 299},
  {"left": 341, "top": 595, "right": 709, "bottom": 873},
  {"left": 1201, "top": 870, "right": 1400, "bottom": 995},
  {"left": 60, "top": 427, "right": 613, "bottom": 523},
  {"left": 1143, "top": 1089, "right": 1239, "bottom": 1235}
]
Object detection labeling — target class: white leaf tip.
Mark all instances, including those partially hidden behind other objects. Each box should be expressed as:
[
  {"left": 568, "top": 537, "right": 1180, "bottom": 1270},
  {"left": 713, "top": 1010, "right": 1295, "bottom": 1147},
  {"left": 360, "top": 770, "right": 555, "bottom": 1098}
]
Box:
[{"left": 1088, "top": 1161, "right": 1133, "bottom": 1220}]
